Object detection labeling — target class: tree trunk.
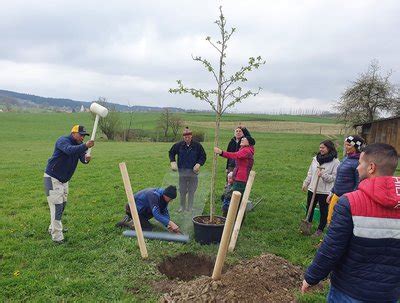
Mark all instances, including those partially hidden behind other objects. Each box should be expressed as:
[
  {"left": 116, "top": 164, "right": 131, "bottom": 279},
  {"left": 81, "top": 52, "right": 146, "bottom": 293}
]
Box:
[{"left": 210, "top": 114, "right": 221, "bottom": 221}]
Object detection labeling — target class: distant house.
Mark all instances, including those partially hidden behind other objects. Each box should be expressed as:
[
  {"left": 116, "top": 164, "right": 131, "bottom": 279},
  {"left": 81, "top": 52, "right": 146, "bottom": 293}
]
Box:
[{"left": 354, "top": 116, "right": 400, "bottom": 151}]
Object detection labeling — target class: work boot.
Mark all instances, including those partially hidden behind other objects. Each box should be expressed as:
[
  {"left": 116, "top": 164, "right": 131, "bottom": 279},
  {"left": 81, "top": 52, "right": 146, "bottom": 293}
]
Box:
[{"left": 115, "top": 215, "right": 134, "bottom": 229}]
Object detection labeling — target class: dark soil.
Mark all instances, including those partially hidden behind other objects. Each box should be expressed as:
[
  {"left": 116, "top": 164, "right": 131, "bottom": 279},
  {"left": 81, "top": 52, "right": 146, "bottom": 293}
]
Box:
[
  {"left": 158, "top": 253, "right": 215, "bottom": 281},
  {"left": 193, "top": 216, "right": 226, "bottom": 225},
  {"left": 157, "top": 253, "right": 303, "bottom": 303}
]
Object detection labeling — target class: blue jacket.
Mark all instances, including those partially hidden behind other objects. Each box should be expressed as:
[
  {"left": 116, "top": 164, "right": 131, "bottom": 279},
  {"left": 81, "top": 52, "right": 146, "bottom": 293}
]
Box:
[
  {"left": 331, "top": 154, "right": 359, "bottom": 196},
  {"left": 135, "top": 188, "right": 170, "bottom": 226},
  {"left": 305, "top": 177, "right": 400, "bottom": 302},
  {"left": 45, "top": 135, "right": 88, "bottom": 183},
  {"left": 169, "top": 140, "right": 206, "bottom": 170}
]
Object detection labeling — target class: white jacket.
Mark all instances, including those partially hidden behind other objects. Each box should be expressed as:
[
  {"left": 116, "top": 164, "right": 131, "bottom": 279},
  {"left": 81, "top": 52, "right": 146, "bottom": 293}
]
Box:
[{"left": 303, "top": 156, "right": 340, "bottom": 194}]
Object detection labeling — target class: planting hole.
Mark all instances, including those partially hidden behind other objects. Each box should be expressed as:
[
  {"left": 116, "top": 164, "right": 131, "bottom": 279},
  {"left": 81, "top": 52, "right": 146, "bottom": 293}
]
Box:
[{"left": 158, "top": 253, "right": 214, "bottom": 281}]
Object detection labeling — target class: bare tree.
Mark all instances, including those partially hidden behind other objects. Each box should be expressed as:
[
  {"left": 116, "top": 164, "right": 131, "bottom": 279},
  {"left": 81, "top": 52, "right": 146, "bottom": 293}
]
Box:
[
  {"left": 157, "top": 108, "right": 171, "bottom": 137},
  {"left": 169, "top": 115, "right": 183, "bottom": 140},
  {"left": 170, "top": 6, "right": 265, "bottom": 220},
  {"left": 335, "top": 60, "right": 400, "bottom": 125},
  {"left": 93, "top": 97, "right": 122, "bottom": 140}
]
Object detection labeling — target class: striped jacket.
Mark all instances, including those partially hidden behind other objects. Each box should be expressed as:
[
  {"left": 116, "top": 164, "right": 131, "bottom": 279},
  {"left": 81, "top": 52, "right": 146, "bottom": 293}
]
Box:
[{"left": 305, "top": 176, "right": 400, "bottom": 302}]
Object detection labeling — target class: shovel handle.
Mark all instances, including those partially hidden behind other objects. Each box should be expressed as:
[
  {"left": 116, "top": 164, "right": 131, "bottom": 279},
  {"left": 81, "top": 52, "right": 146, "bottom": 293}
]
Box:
[{"left": 305, "top": 166, "right": 325, "bottom": 221}]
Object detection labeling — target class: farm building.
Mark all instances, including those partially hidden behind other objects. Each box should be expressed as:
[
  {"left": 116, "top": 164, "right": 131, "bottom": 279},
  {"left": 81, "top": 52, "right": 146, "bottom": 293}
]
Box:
[{"left": 354, "top": 116, "right": 400, "bottom": 151}]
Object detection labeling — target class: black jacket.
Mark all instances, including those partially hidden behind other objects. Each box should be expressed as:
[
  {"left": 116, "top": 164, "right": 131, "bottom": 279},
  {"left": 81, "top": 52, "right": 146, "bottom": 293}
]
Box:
[
  {"left": 169, "top": 140, "right": 206, "bottom": 170},
  {"left": 226, "top": 138, "right": 240, "bottom": 169}
]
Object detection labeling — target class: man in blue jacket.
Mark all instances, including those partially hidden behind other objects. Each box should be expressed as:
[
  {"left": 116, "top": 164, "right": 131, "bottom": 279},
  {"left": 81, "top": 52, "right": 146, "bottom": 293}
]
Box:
[
  {"left": 44, "top": 125, "right": 94, "bottom": 243},
  {"left": 169, "top": 127, "right": 206, "bottom": 212},
  {"left": 116, "top": 185, "right": 180, "bottom": 233},
  {"left": 302, "top": 143, "right": 400, "bottom": 302}
]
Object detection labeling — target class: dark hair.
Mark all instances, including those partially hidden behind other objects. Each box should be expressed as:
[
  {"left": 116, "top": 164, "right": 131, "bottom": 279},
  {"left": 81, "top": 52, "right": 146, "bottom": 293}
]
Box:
[
  {"left": 320, "top": 140, "right": 338, "bottom": 158},
  {"left": 362, "top": 143, "right": 398, "bottom": 175},
  {"left": 345, "top": 135, "right": 366, "bottom": 153}
]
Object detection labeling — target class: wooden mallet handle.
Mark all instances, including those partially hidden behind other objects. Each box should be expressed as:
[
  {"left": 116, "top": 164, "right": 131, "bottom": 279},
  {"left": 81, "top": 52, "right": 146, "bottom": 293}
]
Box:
[{"left": 119, "top": 162, "right": 148, "bottom": 259}]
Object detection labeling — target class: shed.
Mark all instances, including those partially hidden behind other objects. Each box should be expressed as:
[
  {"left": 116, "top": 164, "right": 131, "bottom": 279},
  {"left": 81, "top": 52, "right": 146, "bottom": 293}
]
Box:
[{"left": 354, "top": 116, "right": 400, "bottom": 151}]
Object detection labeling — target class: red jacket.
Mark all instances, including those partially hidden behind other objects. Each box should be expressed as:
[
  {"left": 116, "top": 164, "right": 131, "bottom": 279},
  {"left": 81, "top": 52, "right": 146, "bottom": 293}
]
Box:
[{"left": 221, "top": 146, "right": 254, "bottom": 182}]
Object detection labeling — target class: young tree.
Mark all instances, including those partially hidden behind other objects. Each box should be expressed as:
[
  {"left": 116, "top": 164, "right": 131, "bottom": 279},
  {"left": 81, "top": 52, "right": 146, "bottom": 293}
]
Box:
[
  {"left": 169, "top": 6, "right": 265, "bottom": 220},
  {"left": 169, "top": 115, "right": 183, "bottom": 140},
  {"left": 157, "top": 108, "right": 171, "bottom": 137},
  {"left": 335, "top": 60, "right": 400, "bottom": 125},
  {"left": 93, "top": 97, "right": 122, "bottom": 140}
]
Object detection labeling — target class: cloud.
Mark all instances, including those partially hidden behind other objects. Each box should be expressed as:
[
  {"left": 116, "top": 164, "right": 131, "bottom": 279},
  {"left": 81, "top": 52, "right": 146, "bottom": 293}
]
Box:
[{"left": 0, "top": 0, "right": 399, "bottom": 112}]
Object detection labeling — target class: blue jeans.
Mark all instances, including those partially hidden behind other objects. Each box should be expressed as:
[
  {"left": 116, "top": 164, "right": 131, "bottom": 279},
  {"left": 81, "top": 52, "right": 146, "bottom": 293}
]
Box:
[{"left": 327, "top": 285, "right": 397, "bottom": 303}]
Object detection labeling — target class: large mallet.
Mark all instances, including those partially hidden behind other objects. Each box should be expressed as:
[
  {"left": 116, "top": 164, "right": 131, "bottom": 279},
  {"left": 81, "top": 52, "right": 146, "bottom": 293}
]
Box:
[{"left": 87, "top": 102, "right": 109, "bottom": 156}]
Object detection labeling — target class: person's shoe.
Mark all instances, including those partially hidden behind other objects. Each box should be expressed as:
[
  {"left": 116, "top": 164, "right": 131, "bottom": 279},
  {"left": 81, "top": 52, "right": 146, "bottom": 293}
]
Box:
[
  {"left": 311, "top": 230, "right": 323, "bottom": 238},
  {"left": 53, "top": 239, "right": 64, "bottom": 245},
  {"left": 115, "top": 215, "right": 132, "bottom": 228}
]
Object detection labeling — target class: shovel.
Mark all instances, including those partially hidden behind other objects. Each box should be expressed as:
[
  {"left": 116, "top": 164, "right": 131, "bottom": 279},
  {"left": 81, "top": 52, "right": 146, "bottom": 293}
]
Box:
[{"left": 300, "top": 166, "right": 324, "bottom": 235}]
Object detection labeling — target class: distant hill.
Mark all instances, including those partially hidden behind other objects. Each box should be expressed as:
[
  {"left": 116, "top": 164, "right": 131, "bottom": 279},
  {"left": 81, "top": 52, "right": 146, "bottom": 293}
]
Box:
[{"left": 0, "top": 89, "right": 185, "bottom": 112}]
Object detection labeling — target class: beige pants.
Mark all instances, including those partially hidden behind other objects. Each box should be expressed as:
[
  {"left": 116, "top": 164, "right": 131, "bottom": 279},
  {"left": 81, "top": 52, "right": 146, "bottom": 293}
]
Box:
[{"left": 44, "top": 173, "right": 69, "bottom": 241}]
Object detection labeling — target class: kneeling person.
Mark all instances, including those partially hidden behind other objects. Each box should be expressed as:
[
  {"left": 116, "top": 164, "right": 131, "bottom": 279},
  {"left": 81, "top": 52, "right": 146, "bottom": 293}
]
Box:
[{"left": 116, "top": 185, "right": 180, "bottom": 233}]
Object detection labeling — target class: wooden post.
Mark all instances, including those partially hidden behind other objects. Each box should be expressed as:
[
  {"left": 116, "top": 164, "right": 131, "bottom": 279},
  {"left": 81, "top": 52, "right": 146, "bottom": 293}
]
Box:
[
  {"left": 212, "top": 191, "right": 241, "bottom": 280},
  {"left": 119, "top": 162, "right": 148, "bottom": 259},
  {"left": 228, "top": 171, "right": 256, "bottom": 252}
]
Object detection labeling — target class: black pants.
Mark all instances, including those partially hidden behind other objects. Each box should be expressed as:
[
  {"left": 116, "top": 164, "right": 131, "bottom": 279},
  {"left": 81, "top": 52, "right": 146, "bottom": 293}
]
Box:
[
  {"left": 178, "top": 169, "right": 198, "bottom": 210},
  {"left": 306, "top": 190, "right": 329, "bottom": 232},
  {"left": 125, "top": 203, "right": 153, "bottom": 231}
]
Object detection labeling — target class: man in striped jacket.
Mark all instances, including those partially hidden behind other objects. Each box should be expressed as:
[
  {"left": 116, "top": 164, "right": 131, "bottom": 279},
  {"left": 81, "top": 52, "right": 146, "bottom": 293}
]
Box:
[{"left": 302, "top": 143, "right": 400, "bottom": 302}]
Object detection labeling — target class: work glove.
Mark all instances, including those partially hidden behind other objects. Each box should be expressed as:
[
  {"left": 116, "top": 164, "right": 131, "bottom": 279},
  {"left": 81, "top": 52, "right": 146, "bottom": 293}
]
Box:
[
  {"left": 170, "top": 161, "right": 178, "bottom": 171},
  {"left": 193, "top": 163, "right": 201, "bottom": 174}
]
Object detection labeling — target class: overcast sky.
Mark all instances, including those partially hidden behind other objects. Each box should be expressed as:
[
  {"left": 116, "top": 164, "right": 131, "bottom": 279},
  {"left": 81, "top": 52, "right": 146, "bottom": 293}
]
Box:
[{"left": 0, "top": 0, "right": 399, "bottom": 113}]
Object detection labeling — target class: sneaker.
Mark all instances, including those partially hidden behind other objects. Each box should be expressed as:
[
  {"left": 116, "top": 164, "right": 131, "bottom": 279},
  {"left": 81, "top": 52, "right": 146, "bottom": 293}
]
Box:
[
  {"left": 53, "top": 239, "right": 64, "bottom": 245},
  {"left": 311, "top": 230, "right": 323, "bottom": 238}
]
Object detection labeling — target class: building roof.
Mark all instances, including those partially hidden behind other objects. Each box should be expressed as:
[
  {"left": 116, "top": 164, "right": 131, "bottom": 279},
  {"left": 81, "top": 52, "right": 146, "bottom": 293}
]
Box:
[{"left": 354, "top": 115, "right": 400, "bottom": 127}]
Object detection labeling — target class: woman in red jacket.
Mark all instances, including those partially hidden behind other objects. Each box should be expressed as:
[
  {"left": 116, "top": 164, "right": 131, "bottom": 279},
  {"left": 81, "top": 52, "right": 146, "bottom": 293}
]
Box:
[{"left": 214, "top": 136, "right": 255, "bottom": 216}]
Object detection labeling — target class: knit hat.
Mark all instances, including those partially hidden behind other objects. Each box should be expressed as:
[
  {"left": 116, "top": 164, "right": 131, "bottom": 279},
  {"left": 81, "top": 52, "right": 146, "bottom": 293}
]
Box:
[
  {"left": 183, "top": 127, "right": 192, "bottom": 136},
  {"left": 345, "top": 135, "right": 365, "bottom": 152},
  {"left": 163, "top": 185, "right": 177, "bottom": 199}
]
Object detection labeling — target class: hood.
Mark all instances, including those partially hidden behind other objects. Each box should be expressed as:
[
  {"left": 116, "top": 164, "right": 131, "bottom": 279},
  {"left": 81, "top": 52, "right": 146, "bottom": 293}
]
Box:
[{"left": 358, "top": 176, "right": 400, "bottom": 209}]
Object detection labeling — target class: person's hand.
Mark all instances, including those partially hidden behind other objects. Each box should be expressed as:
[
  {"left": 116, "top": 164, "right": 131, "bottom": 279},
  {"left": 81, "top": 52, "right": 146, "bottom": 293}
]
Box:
[
  {"left": 193, "top": 163, "right": 201, "bottom": 174},
  {"left": 85, "top": 154, "right": 92, "bottom": 163},
  {"left": 214, "top": 147, "right": 222, "bottom": 155},
  {"left": 317, "top": 170, "right": 323, "bottom": 177},
  {"left": 326, "top": 193, "right": 332, "bottom": 204},
  {"left": 167, "top": 221, "right": 180, "bottom": 233},
  {"left": 302, "top": 184, "right": 308, "bottom": 192},
  {"left": 170, "top": 161, "right": 178, "bottom": 171},
  {"left": 85, "top": 140, "right": 94, "bottom": 148},
  {"left": 301, "top": 280, "right": 312, "bottom": 294}
]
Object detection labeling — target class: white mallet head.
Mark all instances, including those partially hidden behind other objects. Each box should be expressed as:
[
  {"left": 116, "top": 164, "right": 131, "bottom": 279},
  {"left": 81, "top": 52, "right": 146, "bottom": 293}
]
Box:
[{"left": 90, "top": 102, "right": 109, "bottom": 118}]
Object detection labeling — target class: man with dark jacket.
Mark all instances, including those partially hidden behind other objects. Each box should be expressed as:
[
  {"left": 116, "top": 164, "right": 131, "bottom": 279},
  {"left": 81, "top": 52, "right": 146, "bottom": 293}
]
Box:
[
  {"left": 116, "top": 185, "right": 180, "bottom": 233},
  {"left": 302, "top": 143, "right": 400, "bottom": 302},
  {"left": 44, "top": 125, "right": 94, "bottom": 243},
  {"left": 169, "top": 127, "right": 206, "bottom": 212}
]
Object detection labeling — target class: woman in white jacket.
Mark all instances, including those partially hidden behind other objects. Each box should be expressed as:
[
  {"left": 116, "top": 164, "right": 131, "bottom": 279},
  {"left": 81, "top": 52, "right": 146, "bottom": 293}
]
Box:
[{"left": 302, "top": 140, "right": 340, "bottom": 237}]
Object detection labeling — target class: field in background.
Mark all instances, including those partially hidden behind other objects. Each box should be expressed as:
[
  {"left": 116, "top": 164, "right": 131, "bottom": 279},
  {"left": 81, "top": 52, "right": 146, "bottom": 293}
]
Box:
[{"left": 1, "top": 112, "right": 349, "bottom": 302}]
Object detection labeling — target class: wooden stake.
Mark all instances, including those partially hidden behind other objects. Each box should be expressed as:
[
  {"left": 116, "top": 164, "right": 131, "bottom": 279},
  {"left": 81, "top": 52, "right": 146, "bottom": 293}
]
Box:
[
  {"left": 212, "top": 191, "right": 241, "bottom": 280},
  {"left": 119, "top": 162, "right": 148, "bottom": 259},
  {"left": 228, "top": 171, "right": 256, "bottom": 252}
]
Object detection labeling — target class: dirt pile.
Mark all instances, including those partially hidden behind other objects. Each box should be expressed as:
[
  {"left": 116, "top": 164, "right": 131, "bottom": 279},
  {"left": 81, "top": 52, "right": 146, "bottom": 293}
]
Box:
[{"left": 158, "top": 253, "right": 303, "bottom": 302}]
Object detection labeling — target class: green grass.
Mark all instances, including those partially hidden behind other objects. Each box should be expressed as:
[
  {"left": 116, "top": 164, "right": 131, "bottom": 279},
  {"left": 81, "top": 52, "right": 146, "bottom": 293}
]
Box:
[{"left": 1, "top": 112, "right": 345, "bottom": 302}]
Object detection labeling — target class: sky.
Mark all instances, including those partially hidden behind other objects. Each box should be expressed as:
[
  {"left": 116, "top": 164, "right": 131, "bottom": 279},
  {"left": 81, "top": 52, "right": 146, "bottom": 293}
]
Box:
[{"left": 0, "top": 0, "right": 399, "bottom": 113}]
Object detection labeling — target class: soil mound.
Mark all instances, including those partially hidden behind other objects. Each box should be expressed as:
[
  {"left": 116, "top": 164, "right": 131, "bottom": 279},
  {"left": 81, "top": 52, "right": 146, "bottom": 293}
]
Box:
[{"left": 158, "top": 253, "right": 303, "bottom": 302}]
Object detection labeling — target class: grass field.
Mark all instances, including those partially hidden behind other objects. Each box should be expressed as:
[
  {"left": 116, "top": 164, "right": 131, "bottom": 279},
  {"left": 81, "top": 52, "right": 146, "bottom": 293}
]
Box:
[{"left": 0, "top": 112, "right": 363, "bottom": 302}]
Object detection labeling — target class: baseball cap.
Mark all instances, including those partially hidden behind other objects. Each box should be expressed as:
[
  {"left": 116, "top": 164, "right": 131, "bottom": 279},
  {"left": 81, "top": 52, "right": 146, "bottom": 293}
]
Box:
[{"left": 71, "top": 125, "right": 90, "bottom": 136}]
